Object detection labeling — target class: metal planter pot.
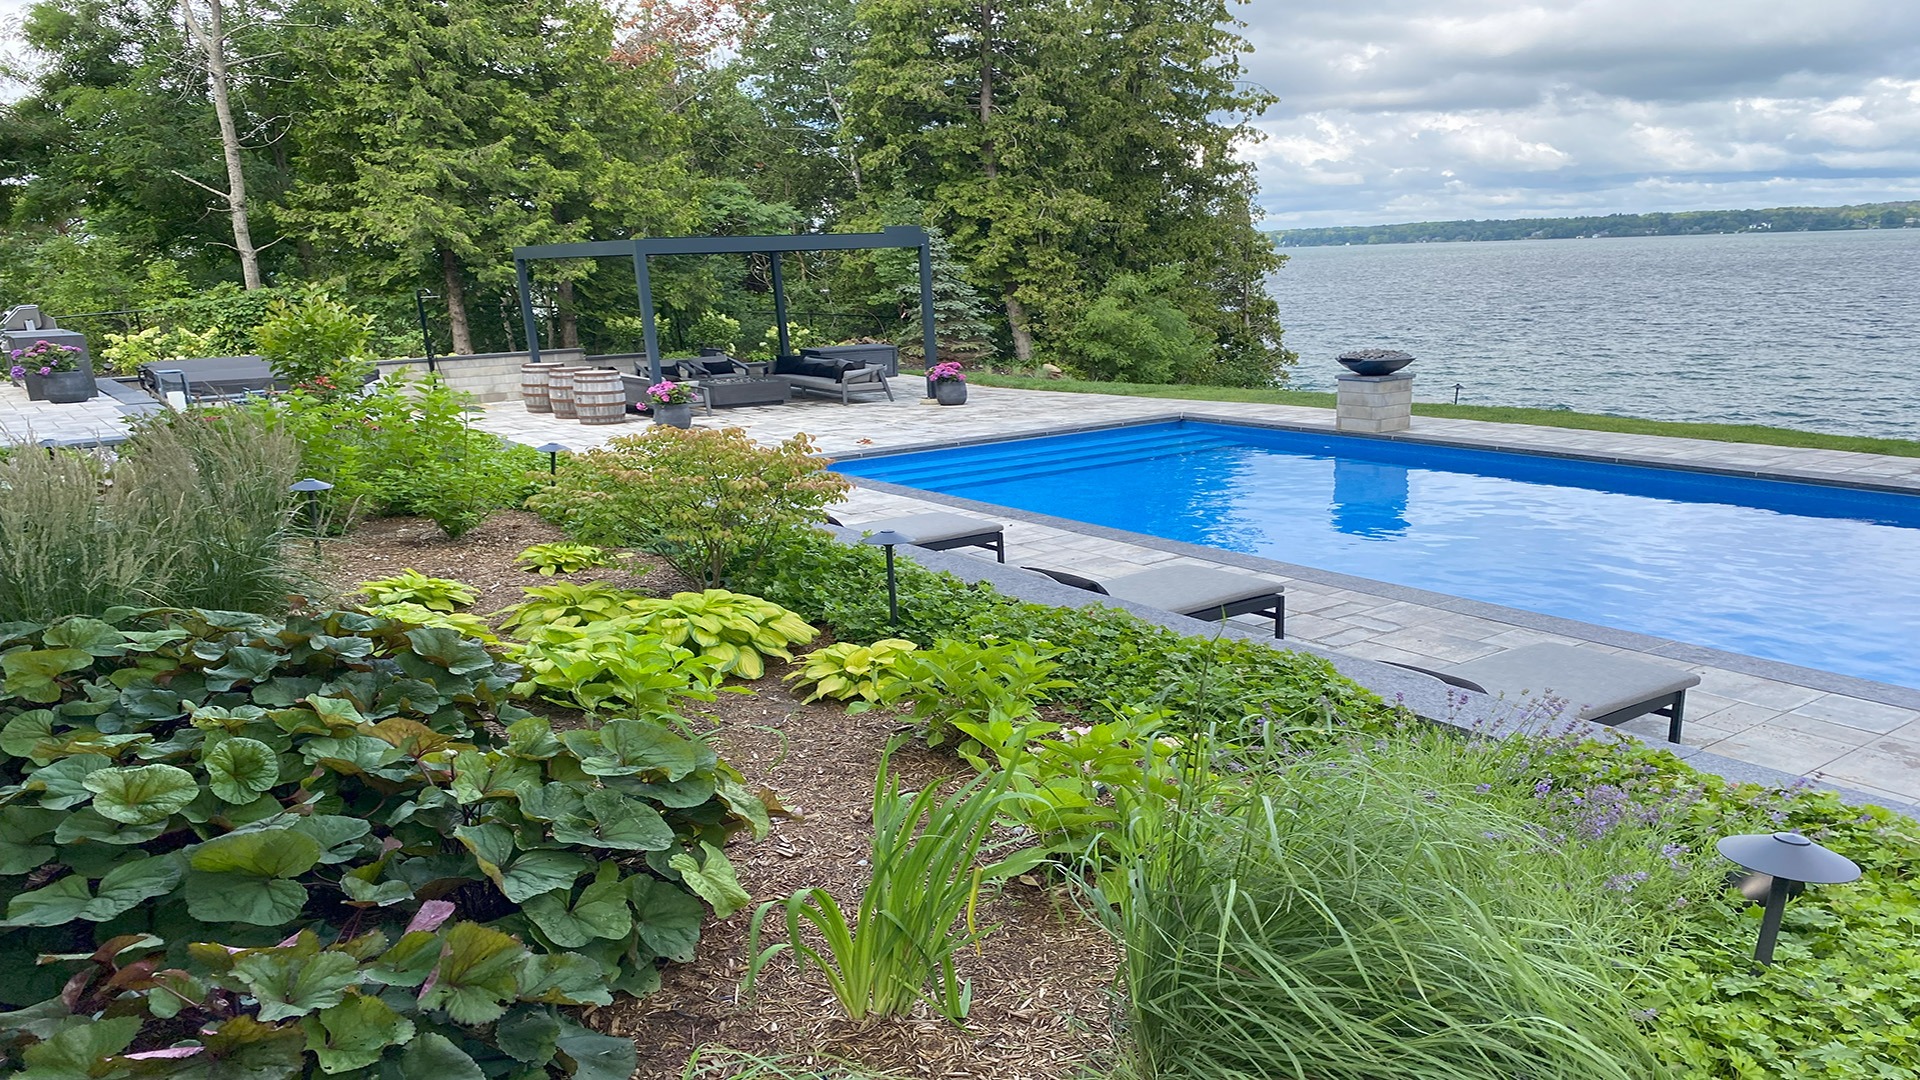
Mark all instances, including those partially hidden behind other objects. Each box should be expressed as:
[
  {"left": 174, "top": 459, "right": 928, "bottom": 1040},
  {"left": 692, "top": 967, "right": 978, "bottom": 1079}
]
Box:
[{"left": 933, "top": 380, "right": 968, "bottom": 406}]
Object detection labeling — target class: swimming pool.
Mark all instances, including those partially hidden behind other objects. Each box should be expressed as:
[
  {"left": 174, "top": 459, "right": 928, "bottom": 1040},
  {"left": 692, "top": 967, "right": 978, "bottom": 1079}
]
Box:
[{"left": 834, "top": 421, "right": 1920, "bottom": 688}]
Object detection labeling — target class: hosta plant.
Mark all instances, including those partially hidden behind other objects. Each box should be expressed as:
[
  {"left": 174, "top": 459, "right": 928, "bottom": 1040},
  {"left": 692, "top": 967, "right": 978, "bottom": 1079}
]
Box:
[
  {"left": 515, "top": 542, "right": 622, "bottom": 576},
  {"left": 786, "top": 639, "right": 920, "bottom": 703},
  {"left": 362, "top": 601, "right": 501, "bottom": 644},
  {"left": 356, "top": 569, "right": 478, "bottom": 612},
  {"left": 626, "top": 590, "right": 818, "bottom": 681},
  {"left": 497, "top": 581, "right": 649, "bottom": 635},
  {"left": 0, "top": 607, "right": 768, "bottom": 1075},
  {"left": 873, "top": 638, "right": 1071, "bottom": 748},
  {"left": 509, "top": 621, "right": 725, "bottom": 720}
]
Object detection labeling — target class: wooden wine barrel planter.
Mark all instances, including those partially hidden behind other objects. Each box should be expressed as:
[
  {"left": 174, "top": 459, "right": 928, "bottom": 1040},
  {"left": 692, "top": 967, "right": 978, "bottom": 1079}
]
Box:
[
  {"left": 572, "top": 368, "right": 627, "bottom": 425},
  {"left": 520, "top": 362, "right": 565, "bottom": 413},
  {"left": 548, "top": 368, "right": 579, "bottom": 419}
]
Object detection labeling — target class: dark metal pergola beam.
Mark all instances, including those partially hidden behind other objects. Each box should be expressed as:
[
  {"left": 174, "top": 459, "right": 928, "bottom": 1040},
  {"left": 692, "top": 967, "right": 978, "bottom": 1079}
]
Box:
[{"left": 513, "top": 227, "right": 936, "bottom": 384}]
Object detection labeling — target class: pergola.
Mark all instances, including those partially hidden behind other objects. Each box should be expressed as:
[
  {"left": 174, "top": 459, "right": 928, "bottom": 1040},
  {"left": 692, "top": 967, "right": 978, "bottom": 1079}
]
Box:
[{"left": 512, "top": 225, "right": 935, "bottom": 382}]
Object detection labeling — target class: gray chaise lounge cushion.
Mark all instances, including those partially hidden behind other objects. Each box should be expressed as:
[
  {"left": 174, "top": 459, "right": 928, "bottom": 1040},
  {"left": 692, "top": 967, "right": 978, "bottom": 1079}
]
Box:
[
  {"left": 1025, "top": 564, "right": 1285, "bottom": 637},
  {"left": 1443, "top": 642, "right": 1699, "bottom": 741},
  {"left": 855, "top": 511, "right": 1004, "bottom": 561}
]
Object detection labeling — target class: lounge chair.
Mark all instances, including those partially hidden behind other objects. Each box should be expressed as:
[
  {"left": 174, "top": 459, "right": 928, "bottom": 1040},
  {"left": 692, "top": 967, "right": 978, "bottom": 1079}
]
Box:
[
  {"left": 832, "top": 512, "right": 1005, "bottom": 562},
  {"left": 1388, "top": 642, "right": 1698, "bottom": 743},
  {"left": 1025, "top": 565, "right": 1285, "bottom": 638}
]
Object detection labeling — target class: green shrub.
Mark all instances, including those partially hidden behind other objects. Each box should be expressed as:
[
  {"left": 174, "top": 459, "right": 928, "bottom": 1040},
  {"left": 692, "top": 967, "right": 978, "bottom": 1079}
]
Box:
[
  {"left": 97, "top": 325, "right": 218, "bottom": 376},
  {"left": 515, "top": 542, "right": 621, "bottom": 576},
  {"left": 871, "top": 638, "right": 1070, "bottom": 748},
  {"left": 0, "top": 607, "right": 767, "bottom": 1075},
  {"left": 357, "top": 569, "right": 479, "bottom": 612},
  {"left": 256, "top": 372, "right": 539, "bottom": 538},
  {"left": 528, "top": 428, "right": 851, "bottom": 586},
  {"left": 1059, "top": 269, "right": 1210, "bottom": 384},
  {"left": 253, "top": 285, "right": 376, "bottom": 393},
  {"left": 0, "top": 409, "right": 303, "bottom": 621},
  {"left": 686, "top": 311, "right": 741, "bottom": 354},
  {"left": 744, "top": 745, "right": 1040, "bottom": 1022}
]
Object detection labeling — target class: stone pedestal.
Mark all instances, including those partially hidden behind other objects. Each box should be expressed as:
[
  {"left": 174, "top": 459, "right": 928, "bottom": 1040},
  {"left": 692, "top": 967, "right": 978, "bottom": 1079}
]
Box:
[{"left": 1336, "top": 371, "right": 1412, "bottom": 433}]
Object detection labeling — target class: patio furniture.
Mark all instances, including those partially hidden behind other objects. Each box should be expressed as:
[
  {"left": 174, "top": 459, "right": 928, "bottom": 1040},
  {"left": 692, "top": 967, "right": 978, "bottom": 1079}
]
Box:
[
  {"left": 1395, "top": 643, "right": 1698, "bottom": 743},
  {"left": 1025, "top": 565, "right": 1286, "bottom": 638},
  {"left": 836, "top": 512, "right": 1005, "bottom": 562},
  {"left": 771, "top": 354, "right": 894, "bottom": 404}
]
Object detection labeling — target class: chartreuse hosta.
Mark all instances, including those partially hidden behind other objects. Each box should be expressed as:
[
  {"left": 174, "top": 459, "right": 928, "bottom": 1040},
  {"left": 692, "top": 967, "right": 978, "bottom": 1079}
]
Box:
[
  {"left": 0, "top": 607, "right": 768, "bottom": 1078},
  {"left": 355, "top": 569, "right": 478, "bottom": 612},
  {"left": 501, "top": 583, "right": 818, "bottom": 683},
  {"left": 513, "top": 542, "right": 623, "bottom": 576}
]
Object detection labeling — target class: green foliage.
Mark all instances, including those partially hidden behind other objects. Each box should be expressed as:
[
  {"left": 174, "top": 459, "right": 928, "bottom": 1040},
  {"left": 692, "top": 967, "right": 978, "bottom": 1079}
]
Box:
[
  {"left": 687, "top": 310, "right": 742, "bottom": 353},
  {"left": 498, "top": 582, "right": 650, "bottom": 634},
  {"left": 527, "top": 428, "right": 852, "bottom": 586},
  {"left": 509, "top": 622, "right": 723, "bottom": 721},
  {"left": 0, "top": 408, "right": 303, "bottom": 622},
  {"left": 624, "top": 591, "right": 819, "bottom": 681},
  {"left": 362, "top": 603, "right": 502, "bottom": 645},
  {"left": 357, "top": 570, "right": 479, "bottom": 612},
  {"left": 0, "top": 607, "right": 764, "bottom": 1074},
  {"left": 254, "top": 372, "right": 539, "bottom": 538},
  {"left": 253, "top": 285, "right": 376, "bottom": 393},
  {"left": 515, "top": 542, "right": 621, "bottom": 576},
  {"left": 96, "top": 325, "right": 218, "bottom": 376},
  {"left": 786, "top": 639, "right": 920, "bottom": 703},
  {"left": 1102, "top": 728, "right": 1684, "bottom": 1080},
  {"left": 872, "top": 638, "right": 1070, "bottom": 748},
  {"left": 744, "top": 745, "right": 1040, "bottom": 1022},
  {"left": 1060, "top": 269, "right": 1210, "bottom": 384}
]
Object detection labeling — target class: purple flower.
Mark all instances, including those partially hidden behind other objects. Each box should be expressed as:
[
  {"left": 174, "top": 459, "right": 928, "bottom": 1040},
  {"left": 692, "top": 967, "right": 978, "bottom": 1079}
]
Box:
[
  {"left": 1533, "top": 779, "right": 1553, "bottom": 798},
  {"left": 1475, "top": 783, "right": 1492, "bottom": 793},
  {"left": 1603, "top": 871, "right": 1650, "bottom": 892},
  {"left": 8, "top": 364, "right": 23, "bottom": 380}
]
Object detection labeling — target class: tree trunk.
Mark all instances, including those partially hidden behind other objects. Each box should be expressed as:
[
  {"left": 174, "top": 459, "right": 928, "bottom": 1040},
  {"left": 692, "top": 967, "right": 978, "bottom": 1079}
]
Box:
[
  {"left": 179, "top": 0, "right": 263, "bottom": 290},
  {"left": 440, "top": 249, "right": 474, "bottom": 355},
  {"left": 556, "top": 278, "right": 580, "bottom": 349},
  {"left": 978, "top": 1, "right": 996, "bottom": 179},
  {"left": 1004, "top": 290, "right": 1033, "bottom": 362}
]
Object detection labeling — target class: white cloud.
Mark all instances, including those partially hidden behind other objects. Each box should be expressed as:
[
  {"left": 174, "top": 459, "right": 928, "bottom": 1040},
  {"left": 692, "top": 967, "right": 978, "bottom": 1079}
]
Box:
[{"left": 1235, "top": 0, "right": 1920, "bottom": 224}]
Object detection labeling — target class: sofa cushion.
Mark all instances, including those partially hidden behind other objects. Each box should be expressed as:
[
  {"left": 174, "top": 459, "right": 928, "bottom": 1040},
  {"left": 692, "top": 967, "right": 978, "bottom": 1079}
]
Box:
[
  {"left": 702, "top": 356, "right": 741, "bottom": 375},
  {"left": 775, "top": 354, "right": 856, "bottom": 381}
]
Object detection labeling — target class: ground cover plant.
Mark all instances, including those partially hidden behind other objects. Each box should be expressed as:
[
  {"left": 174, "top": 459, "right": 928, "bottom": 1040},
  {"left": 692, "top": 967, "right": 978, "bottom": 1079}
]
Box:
[
  {"left": 0, "top": 408, "right": 303, "bottom": 622},
  {"left": 0, "top": 605, "right": 769, "bottom": 1076}
]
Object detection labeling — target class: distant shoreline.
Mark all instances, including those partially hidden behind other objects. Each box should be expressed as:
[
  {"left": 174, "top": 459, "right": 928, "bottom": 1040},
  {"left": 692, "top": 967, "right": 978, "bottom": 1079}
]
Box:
[{"left": 1271, "top": 200, "right": 1920, "bottom": 247}]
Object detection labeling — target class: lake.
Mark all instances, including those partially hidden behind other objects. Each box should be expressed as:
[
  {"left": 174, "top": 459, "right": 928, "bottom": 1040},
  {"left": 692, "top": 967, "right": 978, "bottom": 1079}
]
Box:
[{"left": 1266, "top": 229, "right": 1920, "bottom": 440}]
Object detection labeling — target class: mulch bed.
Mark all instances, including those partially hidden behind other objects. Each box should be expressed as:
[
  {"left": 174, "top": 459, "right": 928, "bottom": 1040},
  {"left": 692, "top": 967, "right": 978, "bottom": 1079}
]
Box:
[{"left": 318, "top": 512, "right": 1123, "bottom": 1079}]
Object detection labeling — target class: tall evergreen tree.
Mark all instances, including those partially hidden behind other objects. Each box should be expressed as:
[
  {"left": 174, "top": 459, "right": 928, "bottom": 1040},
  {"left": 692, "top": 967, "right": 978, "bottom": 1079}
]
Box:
[
  {"left": 286, "top": 0, "right": 694, "bottom": 352},
  {"left": 847, "top": 0, "right": 1291, "bottom": 384}
]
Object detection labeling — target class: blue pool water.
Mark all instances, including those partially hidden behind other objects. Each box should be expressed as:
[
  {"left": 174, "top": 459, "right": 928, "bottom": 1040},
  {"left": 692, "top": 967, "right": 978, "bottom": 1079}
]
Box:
[{"left": 835, "top": 421, "right": 1920, "bottom": 688}]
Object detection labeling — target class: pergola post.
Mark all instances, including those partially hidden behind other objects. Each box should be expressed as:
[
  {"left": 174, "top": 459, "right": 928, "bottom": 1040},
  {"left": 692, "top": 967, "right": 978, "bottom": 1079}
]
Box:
[
  {"left": 631, "top": 247, "right": 662, "bottom": 382},
  {"left": 515, "top": 259, "right": 540, "bottom": 364},
  {"left": 770, "top": 252, "right": 791, "bottom": 357},
  {"left": 918, "top": 239, "right": 937, "bottom": 368}
]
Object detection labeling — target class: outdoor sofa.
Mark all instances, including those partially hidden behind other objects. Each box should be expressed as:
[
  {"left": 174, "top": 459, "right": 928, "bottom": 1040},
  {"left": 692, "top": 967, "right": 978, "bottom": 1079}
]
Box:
[{"left": 771, "top": 352, "right": 894, "bottom": 404}]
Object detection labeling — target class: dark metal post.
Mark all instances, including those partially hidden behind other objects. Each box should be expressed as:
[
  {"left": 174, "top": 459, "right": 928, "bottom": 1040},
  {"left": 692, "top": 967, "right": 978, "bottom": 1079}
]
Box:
[
  {"left": 1453, "top": 382, "right": 1463, "bottom": 404},
  {"left": 289, "top": 478, "right": 333, "bottom": 560},
  {"left": 918, "top": 240, "right": 937, "bottom": 370},
  {"left": 884, "top": 544, "right": 899, "bottom": 628},
  {"left": 536, "top": 442, "right": 567, "bottom": 477},
  {"left": 415, "top": 288, "right": 438, "bottom": 374},
  {"left": 1754, "top": 875, "right": 1790, "bottom": 966},
  {"left": 515, "top": 260, "right": 541, "bottom": 366},
  {"left": 632, "top": 248, "right": 662, "bottom": 383},
  {"left": 770, "top": 252, "right": 791, "bottom": 357}
]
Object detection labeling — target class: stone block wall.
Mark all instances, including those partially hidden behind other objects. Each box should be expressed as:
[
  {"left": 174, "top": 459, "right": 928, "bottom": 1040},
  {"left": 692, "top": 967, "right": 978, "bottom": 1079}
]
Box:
[
  {"left": 377, "top": 349, "right": 586, "bottom": 402},
  {"left": 1336, "top": 371, "right": 1413, "bottom": 433}
]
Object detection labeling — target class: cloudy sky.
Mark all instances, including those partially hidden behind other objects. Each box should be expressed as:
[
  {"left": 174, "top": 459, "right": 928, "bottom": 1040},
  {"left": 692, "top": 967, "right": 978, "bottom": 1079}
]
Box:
[
  {"left": 1235, "top": 0, "right": 1920, "bottom": 226},
  {"left": 5, "top": 0, "right": 1917, "bottom": 228}
]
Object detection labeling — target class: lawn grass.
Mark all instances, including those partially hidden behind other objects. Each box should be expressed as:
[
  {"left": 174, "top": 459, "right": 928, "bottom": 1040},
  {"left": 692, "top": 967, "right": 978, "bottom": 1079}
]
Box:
[{"left": 958, "top": 372, "right": 1920, "bottom": 458}]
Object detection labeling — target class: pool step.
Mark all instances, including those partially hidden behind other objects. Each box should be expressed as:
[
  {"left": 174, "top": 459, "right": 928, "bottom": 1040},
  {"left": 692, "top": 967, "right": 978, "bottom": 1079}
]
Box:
[{"left": 845, "top": 426, "right": 1244, "bottom": 490}]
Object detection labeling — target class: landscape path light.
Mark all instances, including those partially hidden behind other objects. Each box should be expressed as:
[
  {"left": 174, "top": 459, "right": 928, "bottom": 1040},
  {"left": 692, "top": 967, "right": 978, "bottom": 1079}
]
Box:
[
  {"left": 1716, "top": 830, "right": 1861, "bottom": 966},
  {"left": 288, "top": 478, "right": 334, "bottom": 558},
  {"left": 860, "top": 530, "right": 913, "bottom": 628},
  {"left": 536, "top": 442, "right": 569, "bottom": 476}
]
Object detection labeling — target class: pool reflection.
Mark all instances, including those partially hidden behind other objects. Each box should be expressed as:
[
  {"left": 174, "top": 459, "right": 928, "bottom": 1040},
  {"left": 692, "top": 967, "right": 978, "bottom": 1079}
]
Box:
[{"left": 1332, "top": 458, "right": 1411, "bottom": 538}]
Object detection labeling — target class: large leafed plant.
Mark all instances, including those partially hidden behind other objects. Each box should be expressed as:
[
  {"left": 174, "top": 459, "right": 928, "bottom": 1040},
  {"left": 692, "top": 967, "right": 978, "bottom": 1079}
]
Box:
[{"left": 0, "top": 607, "right": 768, "bottom": 1077}]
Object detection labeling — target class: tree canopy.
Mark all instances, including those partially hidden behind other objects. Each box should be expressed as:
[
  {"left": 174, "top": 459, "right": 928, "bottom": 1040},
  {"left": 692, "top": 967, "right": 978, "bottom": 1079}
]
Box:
[{"left": 0, "top": 0, "right": 1296, "bottom": 385}]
